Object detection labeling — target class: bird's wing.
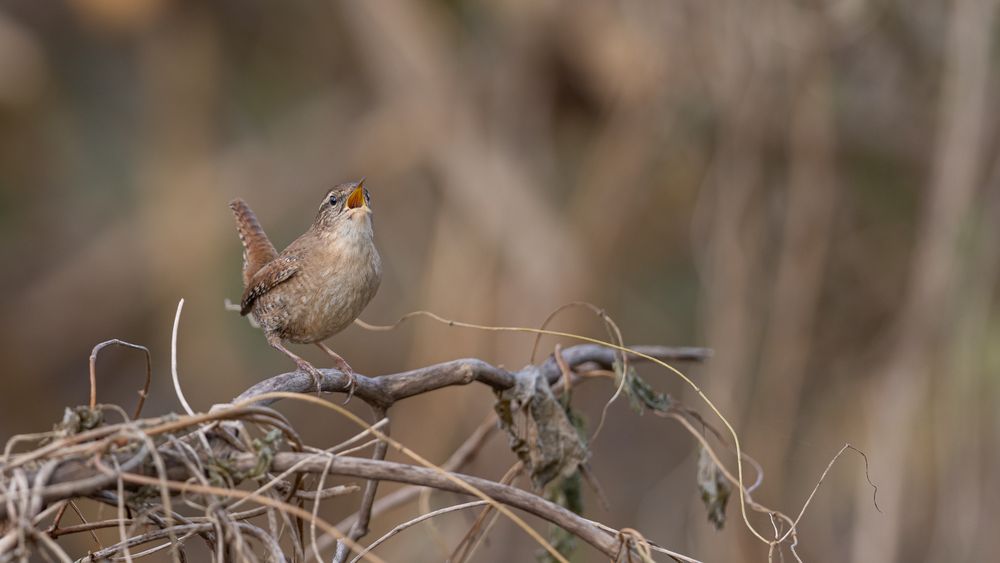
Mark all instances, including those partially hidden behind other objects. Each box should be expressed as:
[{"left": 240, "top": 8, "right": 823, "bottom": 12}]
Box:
[
  {"left": 240, "top": 255, "right": 300, "bottom": 315},
  {"left": 230, "top": 198, "right": 279, "bottom": 287}
]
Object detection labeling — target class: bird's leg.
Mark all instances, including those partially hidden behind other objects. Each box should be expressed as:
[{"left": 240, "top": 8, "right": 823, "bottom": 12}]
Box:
[
  {"left": 266, "top": 333, "right": 324, "bottom": 394},
  {"left": 315, "top": 342, "right": 356, "bottom": 403}
]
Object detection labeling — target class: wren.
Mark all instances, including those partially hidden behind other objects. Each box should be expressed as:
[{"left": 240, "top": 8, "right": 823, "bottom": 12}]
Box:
[{"left": 229, "top": 180, "right": 382, "bottom": 397}]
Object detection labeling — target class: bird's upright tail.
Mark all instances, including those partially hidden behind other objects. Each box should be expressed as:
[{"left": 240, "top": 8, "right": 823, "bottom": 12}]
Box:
[{"left": 229, "top": 198, "right": 278, "bottom": 287}]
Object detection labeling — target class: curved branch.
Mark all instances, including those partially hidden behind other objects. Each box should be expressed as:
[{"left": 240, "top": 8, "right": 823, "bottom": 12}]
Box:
[
  {"left": 8, "top": 450, "right": 628, "bottom": 558},
  {"left": 235, "top": 344, "right": 709, "bottom": 409},
  {"left": 256, "top": 453, "right": 621, "bottom": 557}
]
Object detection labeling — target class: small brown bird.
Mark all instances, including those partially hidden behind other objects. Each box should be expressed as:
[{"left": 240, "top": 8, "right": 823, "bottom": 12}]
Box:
[{"left": 229, "top": 180, "right": 381, "bottom": 396}]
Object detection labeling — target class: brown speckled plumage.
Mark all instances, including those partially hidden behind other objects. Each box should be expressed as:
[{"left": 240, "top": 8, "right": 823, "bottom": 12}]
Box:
[{"left": 229, "top": 180, "right": 381, "bottom": 394}]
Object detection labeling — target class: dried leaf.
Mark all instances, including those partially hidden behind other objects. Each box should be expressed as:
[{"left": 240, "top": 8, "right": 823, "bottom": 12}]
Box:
[
  {"left": 494, "top": 366, "right": 589, "bottom": 491},
  {"left": 619, "top": 361, "right": 672, "bottom": 414},
  {"left": 49, "top": 406, "right": 103, "bottom": 441},
  {"left": 538, "top": 470, "right": 582, "bottom": 563},
  {"left": 697, "top": 445, "right": 731, "bottom": 530}
]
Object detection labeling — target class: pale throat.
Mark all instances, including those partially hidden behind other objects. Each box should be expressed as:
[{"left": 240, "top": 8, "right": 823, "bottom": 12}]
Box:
[{"left": 321, "top": 213, "right": 374, "bottom": 252}]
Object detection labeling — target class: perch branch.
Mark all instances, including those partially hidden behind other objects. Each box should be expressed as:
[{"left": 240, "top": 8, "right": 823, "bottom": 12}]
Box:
[{"left": 235, "top": 344, "right": 709, "bottom": 409}]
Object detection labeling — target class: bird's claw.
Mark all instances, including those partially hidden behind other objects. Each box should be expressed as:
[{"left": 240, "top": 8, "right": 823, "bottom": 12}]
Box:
[
  {"left": 340, "top": 368, "right": 357, "bottom": 404},
  {"left": 296, "top": 360, "right": 325, "bottom": 395}
]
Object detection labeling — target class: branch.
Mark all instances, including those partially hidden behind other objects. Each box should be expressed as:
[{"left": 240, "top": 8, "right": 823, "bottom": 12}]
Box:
[
  {"left": 235, "top": 344, "right": 709, "bottom": 409},
  {"left": 257, "top": 453, "right": 621, "bottom": 557},
  {"left": 4, "top": 449, "right": 624, "bottom": 557},
  {"left": 2, "top": 343, "right": 710, "bottom": 561}
]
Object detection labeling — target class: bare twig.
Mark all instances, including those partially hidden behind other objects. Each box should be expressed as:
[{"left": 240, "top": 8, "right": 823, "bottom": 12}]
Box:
[
  {"left": 89, "top": 339, "right": 153, "bottom": 419},
  {"left": 350, "top": 501, "right": 488, "bottom": 563},
  {"left": 451, "top": 462, "right": 523, "bottom": 563},
  {"left": 310, "top": 455, "right": 335, "bottom": 563},
  {"left": 112, "top": 459, "right": 134, "bottom": 563},
  {"left": 331, "top": 413, "right": 497, "bottom": 547},
  {"left": 171, "top": 298, "right": 195, "bottom": 417},
  {"left": 333, "top": 409, "right": 390, "bottom": 563}
]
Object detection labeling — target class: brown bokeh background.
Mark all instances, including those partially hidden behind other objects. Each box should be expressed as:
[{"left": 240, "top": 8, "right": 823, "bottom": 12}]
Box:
[{"left": 1, "top": 0, "right": 998, "bottom": 561}]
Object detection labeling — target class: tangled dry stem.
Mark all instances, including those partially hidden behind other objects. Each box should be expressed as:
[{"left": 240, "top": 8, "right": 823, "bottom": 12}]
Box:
[{"left": 0, "top": 342, "right": 711, "bottom": 562}]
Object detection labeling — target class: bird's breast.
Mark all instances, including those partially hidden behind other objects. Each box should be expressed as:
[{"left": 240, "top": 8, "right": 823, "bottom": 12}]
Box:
[
  {"left": 263, "top": 233, "right": 381, "bottom": 343},
  {"left": 309, "top": 235, "right": 380, "bottom": 337}
]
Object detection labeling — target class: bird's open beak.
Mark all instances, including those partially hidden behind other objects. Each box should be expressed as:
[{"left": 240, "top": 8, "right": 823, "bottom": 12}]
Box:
[{"left": 347, "top": 179, "right": 367, "bottom": 209}]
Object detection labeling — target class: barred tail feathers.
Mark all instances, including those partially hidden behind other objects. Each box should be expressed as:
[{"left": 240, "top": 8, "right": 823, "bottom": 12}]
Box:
[{"left": 229, "top": 198, "right": 278, "bottom": 287}]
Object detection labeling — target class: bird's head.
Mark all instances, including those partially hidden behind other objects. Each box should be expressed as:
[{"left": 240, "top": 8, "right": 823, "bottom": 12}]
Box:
[{"left": 313, "top": 179, "right": 374, "bottom": 236}]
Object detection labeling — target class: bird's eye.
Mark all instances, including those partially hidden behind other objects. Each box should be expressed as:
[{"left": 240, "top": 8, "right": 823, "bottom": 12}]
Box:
[{"left": 329, "top": 195, "right": 338, "bottom": 207}]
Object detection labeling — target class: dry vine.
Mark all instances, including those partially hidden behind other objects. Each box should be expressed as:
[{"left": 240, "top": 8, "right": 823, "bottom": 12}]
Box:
[
  {"left": 0, "top": 312, "right": 720, "bottom": 561},
  {"left": 0, "top": 302, "right": 875, "bottom": 562}
]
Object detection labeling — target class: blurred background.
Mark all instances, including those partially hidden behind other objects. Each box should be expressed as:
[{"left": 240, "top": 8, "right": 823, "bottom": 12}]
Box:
[{"left": 1, "top": 0, "right": 998, "bottom": 561}]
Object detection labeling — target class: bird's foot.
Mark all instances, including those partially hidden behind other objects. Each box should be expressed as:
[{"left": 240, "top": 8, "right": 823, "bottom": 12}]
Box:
[
  {"left": 333, "top": 359, "right": 357, "bottom": 405},
  {"left": 294, "top": 359, "right": 325, "bottom": 395},
  {"left": 315, "top": 343, "right": 358, "bottom": 404}
]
